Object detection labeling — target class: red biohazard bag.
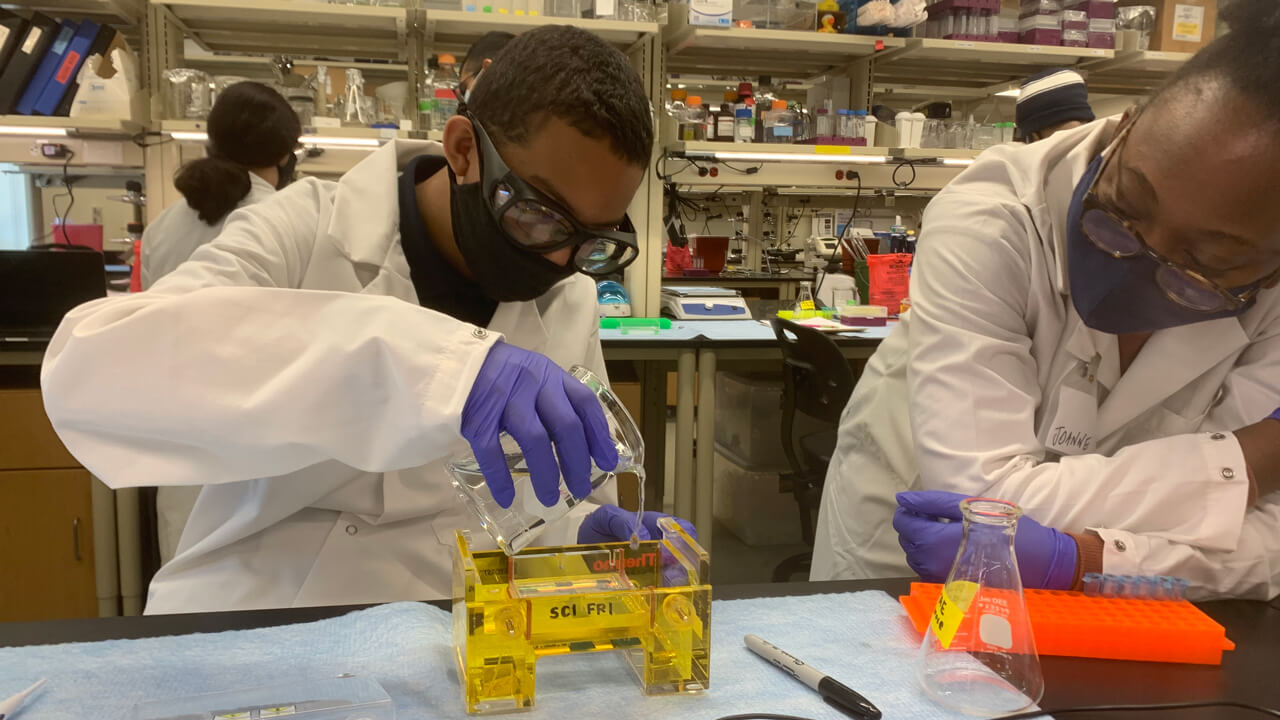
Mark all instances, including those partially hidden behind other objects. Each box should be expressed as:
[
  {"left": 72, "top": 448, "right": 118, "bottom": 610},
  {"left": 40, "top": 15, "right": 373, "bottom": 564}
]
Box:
[{"left": 867, "top": 253, "right": 912, "bottom": 316}]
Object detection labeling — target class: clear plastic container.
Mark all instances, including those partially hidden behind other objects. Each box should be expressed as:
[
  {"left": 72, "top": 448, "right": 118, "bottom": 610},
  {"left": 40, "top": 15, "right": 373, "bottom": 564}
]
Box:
[
  {"left": 162, "top": 68, "right": 211, "bottom": 120},
  {"left": 550, "top": 0, "right": 580, "bottom": 15},
  {"left": 815, "top": 100, "right": 833, "bottom": 138},
  {"left": 764, "top": 99, "right": 795, "bottom": 144},
  {"left": 133, "top": 675, "right": 393, "bottom": 720},
  {"left": 449, "top": 366, "right": 644, "bottom": 556},
  {"left": 682, "top": 95, "right": 707, "bottom": 141},
  {"left": 853, "top": 109, "right": 867, "bottom": 143},
  {"left": 972, "top": 124, "right": 999, "bottom": 150},
  {"left": 431, "top": 87, "right": 458, "bottom": 130}
]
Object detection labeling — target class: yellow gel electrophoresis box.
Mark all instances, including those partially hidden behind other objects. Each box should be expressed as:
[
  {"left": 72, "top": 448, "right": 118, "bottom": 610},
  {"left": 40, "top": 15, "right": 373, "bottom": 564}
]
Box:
[{"left": 452, "top": 517, "right": 711, "bottom": 714}]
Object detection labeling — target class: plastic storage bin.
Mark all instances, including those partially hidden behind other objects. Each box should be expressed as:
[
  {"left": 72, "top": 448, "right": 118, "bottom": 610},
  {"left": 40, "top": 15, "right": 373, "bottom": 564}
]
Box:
[
  {"left": 1064, "top": 0, "right": 1115, "bottom": 19},
  {"left": 1062, "top": 27, "right": 1088, "bottom": 45},
  {"left": 713, "top": 372, "right": 824, "bottom": 472},
  {"left": 1088, "top": 30, "right": 1115, "bottom": 47},
  {"left": 713, "top": 450, "right": 803, "bottom": 546},
  {"left": 1018, "top": 0, "right": 1060, "bottom": 16},
  {"left": 1062, "top": 8, "right": 1087, "bottom": 27},
  {"left": 1019, "top": 12, "right": 1063, "bottom": 44}
]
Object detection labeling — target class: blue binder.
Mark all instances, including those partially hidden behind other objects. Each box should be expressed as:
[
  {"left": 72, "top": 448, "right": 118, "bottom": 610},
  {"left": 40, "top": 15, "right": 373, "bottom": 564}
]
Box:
[
  {"left": 33, "top": 19, "right": 100, "bottom": 116},
  {"left": 14, "top": 19, "right": 75, "bottom": 115}
]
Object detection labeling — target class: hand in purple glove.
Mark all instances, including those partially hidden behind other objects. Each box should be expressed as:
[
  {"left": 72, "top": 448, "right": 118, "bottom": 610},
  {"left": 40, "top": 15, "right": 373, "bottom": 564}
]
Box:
[
  {"left": 892, "top": 490, "right": 1078, "bottom": 589},
  {"left": 577, "top": 504, "right": 698, "bottom": 544},
  {"left": 579, "top": 505, "right": 700, "bottom": 587},
  {"left": 461, "top": 342, "right": 618, "bottom": 509}
]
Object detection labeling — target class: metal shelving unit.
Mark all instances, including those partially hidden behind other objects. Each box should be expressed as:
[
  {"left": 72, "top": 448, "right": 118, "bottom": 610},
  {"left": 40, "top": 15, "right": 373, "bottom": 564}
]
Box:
[
  {"left": 0, "top": 115, "right": 145, "bottom": 167},
  {"left": 423, "top": 9, "right": 658, "bottom": 53},
  {"left": 663, "top": 140, "right": 969, "bottom": 190},
  {"left": 1080, "top": 49, "right": 1193, "bottom": 94},
  {"left": 151, "top": 0, "right": 408, "bottom": 60},
  {"left": 873, "top": 37, "right": 1114, "bottom": 97},
  {"left": 664, "top": 17, "right": 902, "bottom": 77}
]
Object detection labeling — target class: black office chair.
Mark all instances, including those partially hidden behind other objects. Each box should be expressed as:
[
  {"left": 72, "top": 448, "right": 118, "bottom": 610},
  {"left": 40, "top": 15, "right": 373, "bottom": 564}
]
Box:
[{"left": 769, "top": 318, "right": 856, "bottom": 582}]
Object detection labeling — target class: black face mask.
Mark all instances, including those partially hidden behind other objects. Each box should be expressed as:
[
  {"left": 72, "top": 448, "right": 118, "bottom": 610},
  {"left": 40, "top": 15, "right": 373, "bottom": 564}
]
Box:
[
  {"left": 448, "top": 165, "right": 577, "bottom": 302},
  {"left": 276, "top": 152, "right": 298, "bottom": 190}
]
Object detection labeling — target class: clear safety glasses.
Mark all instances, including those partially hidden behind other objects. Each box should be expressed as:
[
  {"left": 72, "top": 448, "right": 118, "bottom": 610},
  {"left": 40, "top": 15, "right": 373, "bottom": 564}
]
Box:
[
  {"left": 468, "top": 113, "right": 639, "bottom": 277},
  {"left": 1081, "top": 116, "right": 1279, "bottom": 313}
]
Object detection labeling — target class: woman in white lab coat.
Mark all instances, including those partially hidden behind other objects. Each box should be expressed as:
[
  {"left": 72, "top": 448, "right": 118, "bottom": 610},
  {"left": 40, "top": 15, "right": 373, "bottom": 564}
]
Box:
[
  {"left": 812, "top": 0, "right": 1280, "bottom": 600},
  {"left": 141, "top": 82, "right": 302, "bottom": 563},
  {"left": 42, "top": 27, "right": 673, "bottom": 613},
  {"left": 141, "top": 81, "right": 301, "bottom": 289}
]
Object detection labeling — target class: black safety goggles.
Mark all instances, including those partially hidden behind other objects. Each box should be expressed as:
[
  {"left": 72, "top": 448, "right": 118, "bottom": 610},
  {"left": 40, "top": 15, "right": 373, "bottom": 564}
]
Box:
[{"left": 468, "top": 113, "right": 639, "bottom": 277}]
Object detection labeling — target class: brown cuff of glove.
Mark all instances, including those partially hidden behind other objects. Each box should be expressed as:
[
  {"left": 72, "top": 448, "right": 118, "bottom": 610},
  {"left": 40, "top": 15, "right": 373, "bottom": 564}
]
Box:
[{"left": 1067, "top": 531, "right": 1106, "bottom": 591}]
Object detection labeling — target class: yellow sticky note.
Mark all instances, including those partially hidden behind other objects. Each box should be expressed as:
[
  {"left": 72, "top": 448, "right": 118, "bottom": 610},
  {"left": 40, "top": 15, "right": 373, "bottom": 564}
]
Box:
[
  {"left": 800, "top": 300, "right": 816, "bottom": 311},
  {"left": 813, "top": 145, "right": 852, "bottom": 155},
  {"left": 930, "top": 580, "right": 978, "bottom": 649}
]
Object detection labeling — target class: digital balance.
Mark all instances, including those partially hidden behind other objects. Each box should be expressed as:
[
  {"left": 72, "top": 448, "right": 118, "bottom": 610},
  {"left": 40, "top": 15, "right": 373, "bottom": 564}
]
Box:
[{"left": 660, "top": 286, "right": 752, "bottom": 320}]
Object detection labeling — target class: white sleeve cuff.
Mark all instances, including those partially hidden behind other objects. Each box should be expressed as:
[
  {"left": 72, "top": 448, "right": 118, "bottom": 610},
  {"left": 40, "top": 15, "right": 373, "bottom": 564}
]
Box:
[{"left": 1090, "top": 527, "right": 1145, "bottom": 576}]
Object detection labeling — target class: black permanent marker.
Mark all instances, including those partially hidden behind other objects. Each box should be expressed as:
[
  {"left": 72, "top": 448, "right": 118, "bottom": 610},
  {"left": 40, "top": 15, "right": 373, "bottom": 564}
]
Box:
[{"left": 744, "top": 634, "right": 882, "bottom": 720}]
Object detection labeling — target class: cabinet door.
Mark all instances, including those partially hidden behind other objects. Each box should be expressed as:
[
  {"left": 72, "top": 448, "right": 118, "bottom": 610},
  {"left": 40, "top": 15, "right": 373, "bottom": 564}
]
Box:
[{"left": 0, "top": 468, "right": 98, "bottom": 621}]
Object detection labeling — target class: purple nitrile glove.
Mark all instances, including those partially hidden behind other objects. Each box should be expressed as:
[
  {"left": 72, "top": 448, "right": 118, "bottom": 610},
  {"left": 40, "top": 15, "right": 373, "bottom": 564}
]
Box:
[
  {"left": 892, "top": 490, "right": 1078, "bottom": 590},
  {"left": 461, "top": 342, "right": 618, "bottom": 509},
  {"left": 578, "top": 505, "right": 700, "bottom": 587},
  {"left": 577, "top": 504, "right": 698, "bottom": 544}
]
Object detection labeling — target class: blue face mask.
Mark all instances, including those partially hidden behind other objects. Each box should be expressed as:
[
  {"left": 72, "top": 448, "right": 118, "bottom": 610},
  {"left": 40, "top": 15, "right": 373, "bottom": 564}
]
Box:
[{"left": 1066, "top": 155, "right": 1256, "bottom": 334}]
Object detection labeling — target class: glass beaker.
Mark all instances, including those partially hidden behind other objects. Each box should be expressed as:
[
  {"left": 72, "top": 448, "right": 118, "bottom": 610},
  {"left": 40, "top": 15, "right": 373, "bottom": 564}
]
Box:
[
  {"left": 918, "top": 498, "right": 1044, "bottom": 716},
  {"left": 449, "top": 365, "right": 644, "bottom": 556}
]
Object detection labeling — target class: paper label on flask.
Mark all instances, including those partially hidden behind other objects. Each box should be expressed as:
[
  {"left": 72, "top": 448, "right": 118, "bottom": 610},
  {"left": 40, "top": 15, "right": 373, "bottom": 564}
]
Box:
[
  {"left": 1171, "top": 4, "right": 1205, "bottom": 42},
  {"left": 931, "top": 581, "right": 978, "bottom": 649}
]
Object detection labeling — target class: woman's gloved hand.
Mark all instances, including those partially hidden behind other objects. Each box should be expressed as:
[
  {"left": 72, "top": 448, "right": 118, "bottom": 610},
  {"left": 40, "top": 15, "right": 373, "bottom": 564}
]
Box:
[
  {"left": 577, "top": 504, "right": 698, "bottom": 544},
  {"left": 892, "top": 490, "right": 1079, "bottom": 589},
  {"left": 461, "top": 342, "right": 618, "bottom": 509}
]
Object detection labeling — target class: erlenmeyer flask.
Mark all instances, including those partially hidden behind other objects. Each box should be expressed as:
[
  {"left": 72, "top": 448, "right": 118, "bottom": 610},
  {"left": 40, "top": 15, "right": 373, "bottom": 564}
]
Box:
[{"left": 918, "top": 498, "right": 1044, "bottom": 715}]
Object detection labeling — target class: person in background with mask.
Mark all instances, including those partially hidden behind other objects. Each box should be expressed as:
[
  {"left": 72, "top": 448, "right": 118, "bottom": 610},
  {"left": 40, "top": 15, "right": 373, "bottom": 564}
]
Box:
[
  {"left": 458, "top": 30, "right": 513, "bottom": 100},
  {"left": 1016, "top": 67, "right": 1096, "bottom": 143},
  {"left": 42, "top": 26, "right": 689, "bottom": 614},
  {"left": 812, "top": 0, "right": 1280, "bottom": 600},
  {"left": 141, "top": 81, "right": 301, "bottom": 289}
]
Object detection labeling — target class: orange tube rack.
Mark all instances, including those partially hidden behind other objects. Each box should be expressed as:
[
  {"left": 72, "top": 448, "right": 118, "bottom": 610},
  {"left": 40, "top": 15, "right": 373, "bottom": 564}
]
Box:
[{"left": 899, "top": 582, "right": 1236, "bottom": 666}]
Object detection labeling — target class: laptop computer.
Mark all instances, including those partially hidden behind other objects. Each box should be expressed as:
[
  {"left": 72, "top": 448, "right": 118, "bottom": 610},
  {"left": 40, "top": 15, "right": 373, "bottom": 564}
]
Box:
[{"left": 0, "top": 249, "right": 107, "bottom": 348}]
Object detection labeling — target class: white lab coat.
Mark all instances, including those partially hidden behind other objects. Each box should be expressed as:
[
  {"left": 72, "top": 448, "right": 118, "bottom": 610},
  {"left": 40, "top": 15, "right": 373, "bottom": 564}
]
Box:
[
  {"left": 811, "top": 118, "right": 1280, "bottom": 600},
  {"left": 140, "top": 172, "right": 277, "bottom": 290},
  {"left": 42, "top": 139, "right": 614, "bottom": 613},
  {"left": 140, "top": 171, "right": 277, "bottom": 563}
]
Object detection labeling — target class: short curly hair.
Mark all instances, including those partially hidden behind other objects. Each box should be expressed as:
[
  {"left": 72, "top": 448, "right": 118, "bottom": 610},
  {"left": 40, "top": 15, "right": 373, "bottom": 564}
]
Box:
[{"left": 465, "top": 25, "right": 654, "bottom": 167}]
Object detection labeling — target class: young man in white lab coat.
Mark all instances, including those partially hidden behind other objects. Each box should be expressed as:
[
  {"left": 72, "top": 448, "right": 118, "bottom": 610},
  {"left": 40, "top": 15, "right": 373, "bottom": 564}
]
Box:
[
  {"left": 812, "top": 0, "right": 1280, "bottom": 600},
  {"left": 42, "top": 26, "right": 682, "bottom": 613}
]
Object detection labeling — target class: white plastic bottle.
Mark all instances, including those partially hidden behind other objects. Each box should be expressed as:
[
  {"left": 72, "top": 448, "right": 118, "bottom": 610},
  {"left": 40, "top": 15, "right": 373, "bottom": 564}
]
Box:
[
  {"left": 895, "top": 111, "right": 912, "bottom": 147},
  {"left": 865, "top": 113, "right": 878, "bottom": 146}
]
